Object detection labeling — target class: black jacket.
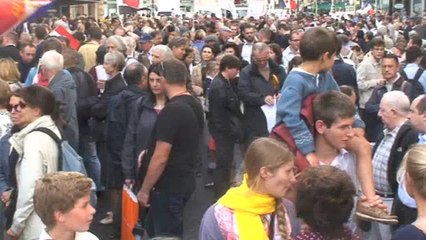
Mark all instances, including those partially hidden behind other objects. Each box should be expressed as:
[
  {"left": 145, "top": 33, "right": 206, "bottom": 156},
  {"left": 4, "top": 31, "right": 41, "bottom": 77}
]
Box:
[
  {"left": 67, "top": 67, "right": 99, "bottom": 125},
  {"left": 90, "top": 73, "right": 126, "bottom": 121},
  {"left": 364, "top": 77, "right": 404, "bottom": 142},
  {"left": 208, "top": 73, "right": 243, "bottom": 141},
  {"left": 238, "top": 60, "right": 286, "bottom": 139},
  {"left": 332, "top": 58, "right": 358, "bottom": 92},
  {"left": 121, "top": 94, "right": 158, "bottom": 181},
  {"left": 373, "top": 122, "right": 418, "bottom": 193},
  {"left": 0, "top": 45, "right": 20, "bottom": 62},
  {"left": 105, "top": 85, "right": 147, "bottom": 169}
]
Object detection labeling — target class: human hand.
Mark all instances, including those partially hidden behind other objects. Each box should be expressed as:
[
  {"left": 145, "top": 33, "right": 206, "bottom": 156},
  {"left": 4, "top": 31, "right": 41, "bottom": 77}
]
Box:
[
  {"left": 97, "top": 80, "right": 106, "bottom": 91},
  {"left": 377, "top": 79, "right": 386, "bottom": 86},
  {"left": 264, "top": 96, "right": 274, "bottom": 106},
  {"left": 306, "top": 153, "right": 319, "bottom": 167},
  {"left": 360, "top": 195, "right": 387, "bottom": 211},
  {"left": 125, "top": 179, "right": 135, "bottom": 189},
  {"left": 6, "top": 229, "right": 17, "bottom": 240},
  {"left": 137, "top": 190, "right": 150, "bottom": 207},
  {"left": 1, "top": 190, "right": 11, "bottom": 204}
]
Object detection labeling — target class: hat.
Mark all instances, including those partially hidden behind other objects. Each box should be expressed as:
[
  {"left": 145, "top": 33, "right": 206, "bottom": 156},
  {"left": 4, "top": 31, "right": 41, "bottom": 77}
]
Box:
[{"left": 139, "top": 33, "right": 153, "bottom": 43}]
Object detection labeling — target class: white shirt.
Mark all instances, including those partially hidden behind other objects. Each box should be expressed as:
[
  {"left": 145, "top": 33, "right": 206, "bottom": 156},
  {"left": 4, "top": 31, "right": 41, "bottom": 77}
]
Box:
[
  {"left": 241, "top": 41, "right": 254, "bottom": 64},
  {"left": 320, "top": 149, "right": 360, "bottom": 193},
  {"left": 38, "top": 229, "right": 99, "bottom": 240},
  {"left": 282, "top": 46, "right": 299, "bottom": 73}
]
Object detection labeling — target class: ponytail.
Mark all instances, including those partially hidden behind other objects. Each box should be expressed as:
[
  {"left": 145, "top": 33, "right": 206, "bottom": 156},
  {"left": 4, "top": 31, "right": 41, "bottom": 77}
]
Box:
[{"left": 275, "top": 199, "right": 289, "bottom": 240}]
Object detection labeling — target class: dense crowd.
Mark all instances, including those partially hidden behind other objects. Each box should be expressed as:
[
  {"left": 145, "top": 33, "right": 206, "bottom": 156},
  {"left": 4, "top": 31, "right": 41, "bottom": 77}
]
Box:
[{"left": 0, "top": 9, "right": 426, "bottom": 240}]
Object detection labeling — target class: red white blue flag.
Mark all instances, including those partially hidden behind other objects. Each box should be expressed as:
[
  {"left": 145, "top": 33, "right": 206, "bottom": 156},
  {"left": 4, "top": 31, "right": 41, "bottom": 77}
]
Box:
[{"left": 0, "top": 0, "right": 53, "bottom": 35}]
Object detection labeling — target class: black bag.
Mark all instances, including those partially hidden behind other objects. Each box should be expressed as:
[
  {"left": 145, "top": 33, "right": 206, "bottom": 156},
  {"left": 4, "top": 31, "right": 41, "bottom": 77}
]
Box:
[{"left": 400, "top": 68, "right": 425, "bottom": 102}]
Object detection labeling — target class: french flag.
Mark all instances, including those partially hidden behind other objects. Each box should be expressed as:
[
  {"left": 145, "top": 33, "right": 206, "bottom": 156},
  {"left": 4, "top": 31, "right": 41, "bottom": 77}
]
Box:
[
  {"left": 49, "top": 25, "right": 81, "bottom": 50},
  {"left": 0, "top": 0, "right": 53, "bottom": 35}
]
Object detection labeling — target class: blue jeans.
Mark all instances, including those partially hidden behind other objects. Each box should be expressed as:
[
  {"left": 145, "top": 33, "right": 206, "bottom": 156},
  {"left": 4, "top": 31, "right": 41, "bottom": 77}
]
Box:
[
  {"left": 79, "top": 132, "right": 102, "bottom": 190},
  {"left": 146, "top": 190, "right": 192, "bottom": 238}
]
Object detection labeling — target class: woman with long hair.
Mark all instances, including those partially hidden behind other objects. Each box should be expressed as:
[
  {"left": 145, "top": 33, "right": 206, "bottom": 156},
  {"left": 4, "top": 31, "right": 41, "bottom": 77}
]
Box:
[
  {"left": 199, "top": 137, "right": 300, "bottom": 239},
  {"left": 122, "top": 63, "right": 167, "bottom": 189},
  {"left": 392, "top": 145, "right": 426, "bottom": 239},
  {"left": 5, "top": 85, "right": 63, "bottom": 240},
  {"left": 191, "top": 45, "right": 219, "bottom": 96}
]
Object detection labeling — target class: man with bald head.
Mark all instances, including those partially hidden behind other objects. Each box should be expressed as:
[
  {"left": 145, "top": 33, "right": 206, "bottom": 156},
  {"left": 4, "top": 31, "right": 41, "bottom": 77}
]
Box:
[{"left": 366, "top": 91, "right": 418, "bottom": 240}]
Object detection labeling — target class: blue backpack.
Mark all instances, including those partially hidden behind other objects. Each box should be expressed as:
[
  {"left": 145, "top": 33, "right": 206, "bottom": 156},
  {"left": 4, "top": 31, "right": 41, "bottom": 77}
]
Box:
[
  {"left": 32, "top": 127, "right": 87, "bottom": 174},
  {"left": 31, "top": 127, "right": 98, "bottom": 206}
]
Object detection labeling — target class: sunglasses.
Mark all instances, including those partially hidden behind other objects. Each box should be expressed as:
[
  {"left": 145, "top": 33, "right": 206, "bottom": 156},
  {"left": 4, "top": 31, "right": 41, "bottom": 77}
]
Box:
[{"left": 7, "top": 101, "right": 26, "bottom": 113}]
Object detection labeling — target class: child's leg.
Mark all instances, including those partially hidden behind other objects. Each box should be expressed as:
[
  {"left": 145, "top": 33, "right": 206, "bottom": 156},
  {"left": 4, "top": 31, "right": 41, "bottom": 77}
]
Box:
[{"left": 348, "top": 136, "right": 376, "bottom": 200}]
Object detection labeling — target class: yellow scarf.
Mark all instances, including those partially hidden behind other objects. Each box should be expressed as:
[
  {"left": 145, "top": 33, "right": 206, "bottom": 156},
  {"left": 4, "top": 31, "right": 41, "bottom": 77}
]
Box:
[{"left": 217, "top": 174, "right": 276, "bottom": 240}]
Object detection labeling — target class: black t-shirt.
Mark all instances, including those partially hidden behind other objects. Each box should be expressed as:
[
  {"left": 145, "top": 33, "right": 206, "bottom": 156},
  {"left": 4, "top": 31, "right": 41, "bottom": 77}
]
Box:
[
  {"left": 392, "top": 224, "right": 426, "bottom": 240},
  {"left": 153, "top": 94, "right": 204, "bottom": 193}
]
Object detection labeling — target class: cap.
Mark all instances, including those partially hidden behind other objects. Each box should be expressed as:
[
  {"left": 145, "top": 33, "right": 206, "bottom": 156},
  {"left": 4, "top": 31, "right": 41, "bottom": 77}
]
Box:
[{"left": 139, "top": 33, "right": 153, "bottom": 43}]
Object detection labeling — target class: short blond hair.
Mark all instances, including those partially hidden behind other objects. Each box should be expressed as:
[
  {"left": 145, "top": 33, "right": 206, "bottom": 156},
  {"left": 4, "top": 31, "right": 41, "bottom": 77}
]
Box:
[
  {"left": 0, "top": 80, "right": 12, "bottom": 108},
  {"left": 34, "top": 172, "right": 92, "bottom": 229},
  {"left": 406, "top": 144, "right": 426, "bottom": 198},
  {"left": 0, "top": 58, "right": 20, "bottom": 82}
]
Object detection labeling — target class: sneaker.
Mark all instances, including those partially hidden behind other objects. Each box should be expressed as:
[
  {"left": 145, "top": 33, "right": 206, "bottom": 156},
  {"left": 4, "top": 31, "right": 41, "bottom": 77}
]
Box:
[
  {"left": 99, "top": 211, "right": 113, "bottom": 224},
  {"left": 356, "top": 202, "right": 398, "bottom": 225}
]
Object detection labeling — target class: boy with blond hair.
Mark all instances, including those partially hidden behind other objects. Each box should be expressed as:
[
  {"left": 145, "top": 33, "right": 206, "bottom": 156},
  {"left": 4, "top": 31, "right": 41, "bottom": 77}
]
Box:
[{"left": 34, "top": 172, "right": 98, "bottom": 240}]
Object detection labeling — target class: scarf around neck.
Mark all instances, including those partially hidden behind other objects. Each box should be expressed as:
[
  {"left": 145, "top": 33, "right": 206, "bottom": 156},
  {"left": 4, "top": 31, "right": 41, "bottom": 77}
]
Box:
[{"left": 217, "top": 174, "right": 276, "bottom": 240}]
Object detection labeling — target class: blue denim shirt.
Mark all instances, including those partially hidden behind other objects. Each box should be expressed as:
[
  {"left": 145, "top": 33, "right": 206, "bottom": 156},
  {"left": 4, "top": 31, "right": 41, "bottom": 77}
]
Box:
[{"left": 0, "top": 133, "right": 11, "bottom": 194}]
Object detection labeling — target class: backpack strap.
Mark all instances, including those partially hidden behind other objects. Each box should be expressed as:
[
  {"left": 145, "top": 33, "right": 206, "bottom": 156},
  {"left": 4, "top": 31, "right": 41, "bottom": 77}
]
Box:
[
  {"left": 413, "top": 68, "right": 425, "bottom": 82},
  {"left": 31, "top": 127, "right": 63, "bottom": 171},
  {"left": 400, "top": 69, "right": 408, "bottom": 80}
]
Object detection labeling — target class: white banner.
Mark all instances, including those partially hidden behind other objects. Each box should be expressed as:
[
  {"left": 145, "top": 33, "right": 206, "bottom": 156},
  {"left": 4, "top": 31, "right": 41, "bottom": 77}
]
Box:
[{"left": 247, "top": 0, "right": 268, "bottom": 18}]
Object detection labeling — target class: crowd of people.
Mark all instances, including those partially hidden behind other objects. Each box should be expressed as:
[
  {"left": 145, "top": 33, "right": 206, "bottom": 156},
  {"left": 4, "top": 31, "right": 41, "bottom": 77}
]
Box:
[{"left": 0, "top": 8, "right": 426, "bottom": 240}]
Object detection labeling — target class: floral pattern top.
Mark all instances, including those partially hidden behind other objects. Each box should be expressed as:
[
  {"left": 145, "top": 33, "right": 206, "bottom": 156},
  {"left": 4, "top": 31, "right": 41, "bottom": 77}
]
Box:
[{"left": 0, "top": 110, "right": 12, "bottom": 140}]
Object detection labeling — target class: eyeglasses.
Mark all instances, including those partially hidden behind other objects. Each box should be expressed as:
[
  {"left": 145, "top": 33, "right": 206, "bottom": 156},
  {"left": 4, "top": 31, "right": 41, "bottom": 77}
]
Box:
[{"left": 7, "top": 101, "right": 26, "bottom": 113}]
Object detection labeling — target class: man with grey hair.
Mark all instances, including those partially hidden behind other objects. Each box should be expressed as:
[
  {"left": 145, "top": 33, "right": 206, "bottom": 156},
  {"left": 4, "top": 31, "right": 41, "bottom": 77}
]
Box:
[
  {"left": 40, "top": 50, "right": 79, "bottom": 150},
  {"left": 366, "top": 90, "right": 418, "bottom": 240},
  {"left": 150, "top": 45, "right": 172, "bottom": 65},
  {"left": 238, "top": 42, "right": 286, "bottom": 144}
]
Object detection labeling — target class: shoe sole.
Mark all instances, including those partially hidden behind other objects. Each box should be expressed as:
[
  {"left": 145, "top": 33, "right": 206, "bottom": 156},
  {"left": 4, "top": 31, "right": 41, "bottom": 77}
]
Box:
[{"left": 356, "top": 212, "right": 399, "bottom": 225}]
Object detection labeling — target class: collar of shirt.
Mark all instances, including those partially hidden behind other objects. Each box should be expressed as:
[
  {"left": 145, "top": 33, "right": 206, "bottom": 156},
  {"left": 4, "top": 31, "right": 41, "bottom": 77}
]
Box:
[
  {"left": 383, "top": 121, "right": 405, "bottom": 137},
  {"left": 419, "top": 133, "right": 426, "bottom": 143},
  {"left": 39, "top": 229, "right": 53, "bottom": 240},
  {"left": 386, "top": 73, "right": 401, "bottom": 86}
]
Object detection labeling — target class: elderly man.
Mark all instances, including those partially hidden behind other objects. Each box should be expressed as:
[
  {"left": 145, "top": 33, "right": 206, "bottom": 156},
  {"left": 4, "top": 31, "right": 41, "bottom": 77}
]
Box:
[
  {"left": 366, "top": 91, "right": 418, "bottom": 240},
  {"left": 390, "top": 94, "right": 426, "bottom": 229},
  {"left": 40, "top": 50, "right": 79, "bottom": 150},
  {"left": 238, "top": 42, "right": 286, "bottom": 144},
  {"left": 150, "top": 45, "right": 173, "bottom": 65},
  {"left": 365, "top": 54, "right": 404, "bottom": 142}
]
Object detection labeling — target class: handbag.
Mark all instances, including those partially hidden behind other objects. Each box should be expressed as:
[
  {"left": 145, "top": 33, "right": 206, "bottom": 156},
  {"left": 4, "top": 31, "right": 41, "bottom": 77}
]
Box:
[{"left": 121, "top": 185, "right": 140, "bottom": 240}]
